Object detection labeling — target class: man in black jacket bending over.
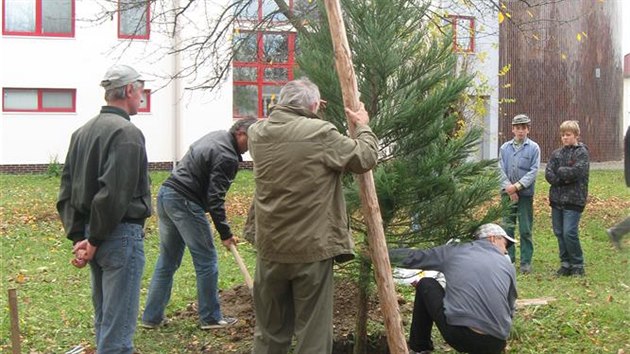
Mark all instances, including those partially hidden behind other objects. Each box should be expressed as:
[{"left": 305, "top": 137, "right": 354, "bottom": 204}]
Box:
[{"left": 142, "top": 117, "right": 257, "bottom": 330}]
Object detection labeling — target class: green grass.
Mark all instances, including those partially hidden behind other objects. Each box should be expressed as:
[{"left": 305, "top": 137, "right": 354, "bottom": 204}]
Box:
[{"left": 1, "top": 170, "right": 629, "bottom": 353}]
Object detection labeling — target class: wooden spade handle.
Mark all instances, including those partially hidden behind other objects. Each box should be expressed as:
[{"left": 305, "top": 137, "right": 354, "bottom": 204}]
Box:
[{"left": 229, "top": 244, "right": 254, "bottom": 295}]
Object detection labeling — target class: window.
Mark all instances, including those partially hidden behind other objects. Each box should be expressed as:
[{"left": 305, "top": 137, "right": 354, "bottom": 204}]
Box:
[
  {"left": 2, "top": 88, "right": 76, "bottom": 112},
  {"left": 2, "top": 0, "right": 74, "bottom": 37},
  {"left": 233, "top": 31, "right": 296, "bottom": 118},
  {"left": 118, "top": 0, "right": 149, "bottom": 39},
  {"left": 449, "top": 15, "right": 475, "bottom": 53},
  {"left": 232, "top": 0, "right": 317, "bottom": 118},
  {"left": 138, "top": 89, "right": 151, "bottom": 112}
]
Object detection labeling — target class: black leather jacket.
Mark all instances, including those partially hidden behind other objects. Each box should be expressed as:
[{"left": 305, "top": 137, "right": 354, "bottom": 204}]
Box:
[
  {"left": 163, "top": 130, "right": 242, "bottom": 240},
  {"left": 57, "top": 106, "right": 152, "bottom": 246}
]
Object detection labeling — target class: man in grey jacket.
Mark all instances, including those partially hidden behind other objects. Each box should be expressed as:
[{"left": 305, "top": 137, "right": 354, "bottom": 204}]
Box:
[
  {"left": 141, "top": 117, "right": 257, "bottom": 330},
  {"left": 390, "top": 223, "right": 518, "bottom": 354},
  {"left": 57, "top": 64, "right": 151, "bottom": 354},
  {"left": 248, "top": 78, "right": 379, "bottom": 353}
]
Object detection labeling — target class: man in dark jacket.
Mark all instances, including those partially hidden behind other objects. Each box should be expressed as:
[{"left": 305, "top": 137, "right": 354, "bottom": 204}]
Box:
[
  {"left": 141, "top": 117, "right": 257, "bottom": 330},
  {"left": 57, "top": 64, "right": 151, "bottom": 354},
  {"left": 607, "top": 125, "right": 630, "bottom": 249},
  {"left": 390, "top": 223, "right": 518, "bottom": 354}
]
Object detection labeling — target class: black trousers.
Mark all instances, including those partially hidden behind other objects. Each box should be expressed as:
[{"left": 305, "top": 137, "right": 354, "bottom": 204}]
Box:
[{"left": 409, "top": 277, "right": 507, "bottom": 354}]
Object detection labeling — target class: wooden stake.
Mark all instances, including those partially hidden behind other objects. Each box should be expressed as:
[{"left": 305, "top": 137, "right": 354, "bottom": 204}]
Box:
[
  {"left": 8, "top": 288, "right": 21, "bottom": 354},
  {"left": 229, "top": 243, "right": 254, "bottom": 295},
  {"left": 322, "top": 1, "right": 408, "bottom": 353}
]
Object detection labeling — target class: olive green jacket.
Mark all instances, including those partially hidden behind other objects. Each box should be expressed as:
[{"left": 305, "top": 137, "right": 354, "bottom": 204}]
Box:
[{"left": 248, "top": 105, "right": 379, "bottom": 263}]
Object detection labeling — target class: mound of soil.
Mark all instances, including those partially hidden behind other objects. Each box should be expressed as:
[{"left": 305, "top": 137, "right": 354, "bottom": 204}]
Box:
[{"left": 171, "top": 279, "right": 412, "bottom": 353}]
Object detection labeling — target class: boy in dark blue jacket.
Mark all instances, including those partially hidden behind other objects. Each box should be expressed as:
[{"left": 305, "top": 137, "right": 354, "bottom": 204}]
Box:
[{"left": 545, "top": 120, "right": 590, "bottom": 276}]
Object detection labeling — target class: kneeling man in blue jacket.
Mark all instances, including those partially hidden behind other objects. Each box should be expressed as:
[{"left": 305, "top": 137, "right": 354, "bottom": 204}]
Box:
[{"left": 389, "top": 223, "right": 518, "bottom": 354}]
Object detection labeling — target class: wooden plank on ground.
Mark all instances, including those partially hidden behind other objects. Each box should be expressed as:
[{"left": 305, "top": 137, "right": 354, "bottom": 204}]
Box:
[{"left": 516, "top": 297, "right": 556, "bottom": 308}]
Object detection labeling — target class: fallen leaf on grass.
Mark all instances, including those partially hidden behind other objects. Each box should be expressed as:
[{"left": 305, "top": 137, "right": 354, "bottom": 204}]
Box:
[{"left": 16, "top": 273, "right": 27, "bottom": 283}]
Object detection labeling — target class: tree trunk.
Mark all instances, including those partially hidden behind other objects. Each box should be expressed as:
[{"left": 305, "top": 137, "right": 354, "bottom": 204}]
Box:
[{"left": 323, "top": 1, "right": 408, "bottom": 353}]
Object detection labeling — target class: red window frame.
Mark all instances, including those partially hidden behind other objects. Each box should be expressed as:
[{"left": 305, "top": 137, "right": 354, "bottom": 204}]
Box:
[
  {"left": 449, "top": 15, "right": 475, "bottom": 53},
  {"left": 2, "top": 0, "right": 75, "bottom": 37},
  {"left": 138, "top": 89, "right": 151, "bottom": 113},
  {"left": 2, "top": 88, "right": 76, "bottom": 112},
  {"left": 118, "top": 0, "right": 150, "bottom": 39},
  {"left": 233, "top": 0, "right": 303, "bottom": 118},
  {"left": 233, "top": 30, "right": 296, "bottom": 118}
]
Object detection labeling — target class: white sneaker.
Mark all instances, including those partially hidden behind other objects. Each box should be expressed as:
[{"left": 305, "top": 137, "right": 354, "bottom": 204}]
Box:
[{"left": 200, "top": 317, "right": 238, "bottom": 330}]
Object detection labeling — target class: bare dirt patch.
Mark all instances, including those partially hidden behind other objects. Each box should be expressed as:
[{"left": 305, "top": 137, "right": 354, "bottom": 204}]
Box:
[{"left": 171, "top": 280, "right": 412, "bottom": 353}]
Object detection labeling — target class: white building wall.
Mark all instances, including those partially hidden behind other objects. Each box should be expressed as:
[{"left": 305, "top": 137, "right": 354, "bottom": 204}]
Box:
[
  {"left": 1, "top": 0, "right": 234, "bottom": 165},
  {"left": 1, "top": 0, "right": 502, "bottom": 166},
  {"left": 433, "top": 0, "right": 500, "bottom": 159}
]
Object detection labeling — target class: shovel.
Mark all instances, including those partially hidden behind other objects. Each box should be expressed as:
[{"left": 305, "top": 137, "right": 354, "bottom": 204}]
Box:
[{"left": 229, "top": 243, "right": 254, "bottom": 295}]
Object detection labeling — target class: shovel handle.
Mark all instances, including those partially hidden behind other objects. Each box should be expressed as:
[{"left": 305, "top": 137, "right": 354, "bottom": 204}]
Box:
[{"left": 229, "top": 243, "right": 254, "bottom": 294}]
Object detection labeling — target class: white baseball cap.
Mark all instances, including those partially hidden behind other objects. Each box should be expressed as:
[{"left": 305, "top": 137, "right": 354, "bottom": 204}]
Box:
[{"left": 473, "top": 223, "right": 517, "bottom": 247}]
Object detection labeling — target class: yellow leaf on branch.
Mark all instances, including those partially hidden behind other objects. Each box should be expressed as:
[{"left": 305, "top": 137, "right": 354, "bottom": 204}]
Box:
[
  {"left": 577, "top": 33, "right": 582, "bottom": 41},
  {"left": 498, "top": 64, "right": 511, "bottom": 77},
  {"left": 499, "top": 12, "right": 505, "bottom": 24}
]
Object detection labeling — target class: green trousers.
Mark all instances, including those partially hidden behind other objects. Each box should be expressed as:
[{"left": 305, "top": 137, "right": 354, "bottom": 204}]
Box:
[
  {"left": 503, "top": 195, "right": 534, "bottom": 265},
  {"left": 253, "top": 258, "right": 334, "bottom": 354}
]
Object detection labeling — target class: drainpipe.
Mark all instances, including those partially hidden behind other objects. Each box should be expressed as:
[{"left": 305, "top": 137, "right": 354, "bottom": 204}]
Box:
[{"left": 171, "top": 0, "right": 182, "bottom": 171}]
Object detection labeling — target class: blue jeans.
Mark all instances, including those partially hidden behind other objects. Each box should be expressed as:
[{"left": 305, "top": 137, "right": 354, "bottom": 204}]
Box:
[
  {"left": 551, "top": 207, "right": 584, "bottom": 268},
  {"left": 88, "top": 223, "right": 145, "bottom": 354},
  {"left": 142, "top": 185, "right": 222, "bottom": 325}
]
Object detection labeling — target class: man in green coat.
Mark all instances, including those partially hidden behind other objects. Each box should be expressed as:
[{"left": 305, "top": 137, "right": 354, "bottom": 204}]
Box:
[{"left": 248, "top": 77, "right": 379, "bottom": 353}]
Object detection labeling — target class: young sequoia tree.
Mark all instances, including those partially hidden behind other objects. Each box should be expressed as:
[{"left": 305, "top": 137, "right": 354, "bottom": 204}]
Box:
[
  {"left": 299, "top": 0, "right": 503, "bottom": 246},
  {"left": 295, "top": 1, "right": 506, "bottom": 351}
]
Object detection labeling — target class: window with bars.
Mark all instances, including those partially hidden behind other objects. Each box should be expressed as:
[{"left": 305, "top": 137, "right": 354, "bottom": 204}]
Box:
[
  {"left": 2, "top": 0, "right": 74, "bottom": 37},
  {"left": 3, "top": 88, "right": 76, "bottom": 112}
]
